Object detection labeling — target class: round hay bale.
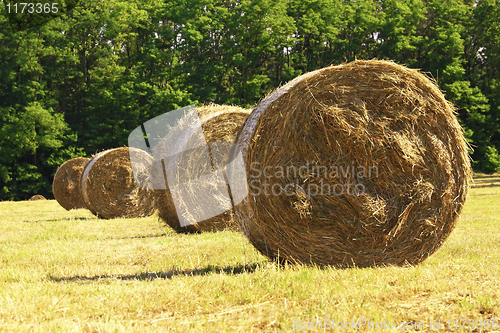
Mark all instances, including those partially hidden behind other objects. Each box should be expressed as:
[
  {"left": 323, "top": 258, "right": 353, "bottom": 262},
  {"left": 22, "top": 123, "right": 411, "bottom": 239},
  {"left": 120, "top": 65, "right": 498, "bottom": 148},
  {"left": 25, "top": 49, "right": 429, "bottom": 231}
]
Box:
[
  {"left": 152, "top": 104, "right": 251, "bottom": 233},
  {"left": 29, "top": 194, "right": 47, "bottom": 201},
  {"left": 81, "top": 147, "right": 156, "bottom": 219},
  {"left": 52, "top": 157, "right": 90, "bottom": 210},
  {"left": 230, "top": 59, "right": 472, "bottom": 267}
]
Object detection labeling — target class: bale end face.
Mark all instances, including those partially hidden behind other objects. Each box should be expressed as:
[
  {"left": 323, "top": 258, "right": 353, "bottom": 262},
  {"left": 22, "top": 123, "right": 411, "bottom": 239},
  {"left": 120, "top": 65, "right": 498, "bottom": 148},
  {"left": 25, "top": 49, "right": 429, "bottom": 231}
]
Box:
[
  {"left": 52, "top": 157, "right": 90, "bottom": 210},
  {"left": 81, "top": 147, "right": 156, "bottom": 219}
]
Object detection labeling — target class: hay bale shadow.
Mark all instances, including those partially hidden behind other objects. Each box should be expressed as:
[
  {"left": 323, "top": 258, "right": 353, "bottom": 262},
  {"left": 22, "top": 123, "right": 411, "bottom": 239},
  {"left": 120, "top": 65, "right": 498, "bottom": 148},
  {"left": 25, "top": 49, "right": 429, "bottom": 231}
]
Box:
[
  {"left": 107, "top": 233, "right": 168, "bottom": 240},
  {"left": 471, "top": 174, "right": 500, "bottom": 188},
  {"left": 47, "top": 263, "right": 262, "bottom": 282},
  {"left": 22, "top": 216, "right": 94, "bottom": 223}
]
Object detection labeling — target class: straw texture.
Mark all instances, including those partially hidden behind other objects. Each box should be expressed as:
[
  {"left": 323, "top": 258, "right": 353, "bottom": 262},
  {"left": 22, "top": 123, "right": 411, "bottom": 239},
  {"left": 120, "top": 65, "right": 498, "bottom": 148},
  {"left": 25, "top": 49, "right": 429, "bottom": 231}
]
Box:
[
  {"left": 152, "top": 104, "right": 251, "bottom": 233},
  {"left": 52, "top": 157, "right": 90, "bottom": 210},
  {"left": 231, "top": 60, "right": 472, "bottom": 267},
  {"left": 81, "top": 147, "right": 156, "bottom": 219},
  {"left": 29, "top": 195, "right": 47, "bottom": 201}
]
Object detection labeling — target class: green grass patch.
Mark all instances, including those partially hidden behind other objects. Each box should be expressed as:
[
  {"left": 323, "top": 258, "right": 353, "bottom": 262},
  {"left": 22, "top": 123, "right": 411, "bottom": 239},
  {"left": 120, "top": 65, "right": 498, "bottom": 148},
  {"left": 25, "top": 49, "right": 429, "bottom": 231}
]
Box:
[{"left": 0, "top": 176, "right": 499, "bottom": 332}]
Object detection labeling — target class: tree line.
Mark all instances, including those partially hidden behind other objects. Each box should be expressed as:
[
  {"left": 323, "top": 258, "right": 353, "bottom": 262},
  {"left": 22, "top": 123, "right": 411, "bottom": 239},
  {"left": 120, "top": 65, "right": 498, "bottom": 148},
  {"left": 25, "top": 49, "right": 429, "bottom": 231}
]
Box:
[{"left": 1, "top": 0, "right": 499, "bottom": 200}]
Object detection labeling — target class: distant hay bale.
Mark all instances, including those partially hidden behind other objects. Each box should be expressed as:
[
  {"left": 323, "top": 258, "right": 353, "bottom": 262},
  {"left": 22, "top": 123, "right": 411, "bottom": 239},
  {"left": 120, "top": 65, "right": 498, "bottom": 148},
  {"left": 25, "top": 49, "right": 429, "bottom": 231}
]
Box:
[
  {"left": 152, "top": 104, "right": 251, "bottom": 233},
  {"left": 81, "top": 147, "right": 156, "bottom": 219},
  {"left": 29, "top": 195, "right": 46, "bottom": 201},
  {"left": 52, "top": 157, "right": 90, "bottom": 210},
  {"left": 230, "top": 59, "right": 472, "bottom": 267}
]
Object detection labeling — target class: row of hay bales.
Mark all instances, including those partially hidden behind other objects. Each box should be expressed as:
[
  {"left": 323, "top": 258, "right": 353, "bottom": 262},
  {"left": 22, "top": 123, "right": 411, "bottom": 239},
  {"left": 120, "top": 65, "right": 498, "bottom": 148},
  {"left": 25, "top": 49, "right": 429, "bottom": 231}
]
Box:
[
  {"left": 52, "top": 105, "right": 250, "bottom": 222},
  {"left": 53, "top": 148, "right": 157, "bottom": 219},
  {"left": 53, "top": 59, "right": 472, "bottom": 268},
  {"left": 151, "top": 104, "right": 251, "bottom": 233}
]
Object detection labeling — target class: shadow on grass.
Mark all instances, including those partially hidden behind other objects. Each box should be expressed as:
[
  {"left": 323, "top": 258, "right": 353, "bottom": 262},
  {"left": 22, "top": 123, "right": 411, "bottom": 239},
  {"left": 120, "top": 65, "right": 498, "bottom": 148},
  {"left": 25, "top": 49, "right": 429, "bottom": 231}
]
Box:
[
  {"left": 470, "top": 174, "right": 500, "bottom": 189},
  {"left": 22, "top": 216, "right": 94, "bottom": 223},
  {"left": 473, "top": 173, "right": 500, "bottom": 179},
  {"left": 470, "top": 183, "right": 500, "bottom": 188},
  {"left": 107, "top": 233, "right": 168, "bottom": 240},
  {"left": 48, "top": 263, "right": 262, "bottom": 282},
  {"left": 472, "top": 175, "right": 500, "bottom": 183}
]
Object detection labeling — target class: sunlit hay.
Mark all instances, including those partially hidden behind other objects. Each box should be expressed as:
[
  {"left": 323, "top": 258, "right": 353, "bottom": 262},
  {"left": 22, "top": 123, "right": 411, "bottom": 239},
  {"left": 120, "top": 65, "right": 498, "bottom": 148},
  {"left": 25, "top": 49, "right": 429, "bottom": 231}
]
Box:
[
  {"left": 52, "top": 157, "right": 90, "bottom": 210},
  {"left": 230, "top": 59, "right": 472, "bottom": 268},
  {"left": 81, "top": 147, "right": 156, "bottom": 219},
  {"left": 152, "top": 104, "right": 251, "bottom": 233},
  {"left": 28, "top": 195, "right": 47, "bottom": 201}
]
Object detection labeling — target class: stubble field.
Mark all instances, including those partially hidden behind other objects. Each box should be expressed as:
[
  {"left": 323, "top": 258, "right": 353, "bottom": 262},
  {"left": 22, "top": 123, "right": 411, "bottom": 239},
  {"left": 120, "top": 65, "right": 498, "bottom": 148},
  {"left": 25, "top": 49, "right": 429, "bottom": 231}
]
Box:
[{"left": 0, "top": 175, "right": 499, "bottom": 332}]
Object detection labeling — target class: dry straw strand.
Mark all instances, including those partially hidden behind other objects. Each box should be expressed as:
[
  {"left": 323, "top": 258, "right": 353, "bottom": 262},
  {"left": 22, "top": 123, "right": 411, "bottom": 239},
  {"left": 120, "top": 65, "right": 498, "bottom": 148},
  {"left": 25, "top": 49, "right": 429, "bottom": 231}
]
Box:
[
  {"left": 52, "top": 157, "right": 90, "bottom": 210},
  {"left": 230, "top": 59, "right": 472, "bottom": 268},
  {"left": 81, "top": 147, "right": 156, "bottom": 219},
  {"left": 152, "top": 104, "right": 251, "bottom": 233}
]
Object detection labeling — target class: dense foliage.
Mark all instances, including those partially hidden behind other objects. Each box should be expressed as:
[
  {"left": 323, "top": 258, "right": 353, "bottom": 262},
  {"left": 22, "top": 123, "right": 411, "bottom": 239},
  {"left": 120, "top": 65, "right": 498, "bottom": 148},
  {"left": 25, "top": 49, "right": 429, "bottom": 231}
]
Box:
[{"left": 1, "top": 0, "right": 499, "bottom": 200}]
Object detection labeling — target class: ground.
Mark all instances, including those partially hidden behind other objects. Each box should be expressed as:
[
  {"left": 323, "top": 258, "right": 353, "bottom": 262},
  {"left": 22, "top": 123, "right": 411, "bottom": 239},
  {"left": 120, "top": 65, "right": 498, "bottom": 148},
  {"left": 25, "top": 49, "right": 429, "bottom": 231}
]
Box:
[{"left": 0, "top": 174, "right": 499, "bottom": 332}]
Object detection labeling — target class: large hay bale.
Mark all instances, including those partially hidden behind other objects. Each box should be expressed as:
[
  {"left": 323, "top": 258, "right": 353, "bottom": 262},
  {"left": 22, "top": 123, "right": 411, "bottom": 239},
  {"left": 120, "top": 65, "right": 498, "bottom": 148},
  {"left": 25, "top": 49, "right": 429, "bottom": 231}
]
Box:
[
  {"left": 152, "top": 104, "right": 251, "bottom": 233},
  {"left": 52, "top": 157, "right": 90, "bottom": 210},
  {"left": 230, "top": 60, "right": 472, "bottom": 267},
  {"left": 81, "top": 147, "right": 156, "bottom": 219}
]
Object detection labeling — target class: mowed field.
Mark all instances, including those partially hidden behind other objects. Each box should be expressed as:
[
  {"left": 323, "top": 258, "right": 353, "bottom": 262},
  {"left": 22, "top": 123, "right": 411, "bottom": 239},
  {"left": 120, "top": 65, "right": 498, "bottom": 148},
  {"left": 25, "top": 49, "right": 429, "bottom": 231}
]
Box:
[{"left": 1, "top": 175, "right": 499, "bottom": 332}]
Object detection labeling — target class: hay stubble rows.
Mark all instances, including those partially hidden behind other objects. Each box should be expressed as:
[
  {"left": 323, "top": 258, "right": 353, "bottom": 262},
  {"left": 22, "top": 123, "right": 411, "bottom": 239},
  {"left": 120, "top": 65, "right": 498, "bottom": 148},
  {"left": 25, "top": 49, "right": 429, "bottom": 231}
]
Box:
[{"left": 0, "top": 175, "right": 498, "bottom": 331}]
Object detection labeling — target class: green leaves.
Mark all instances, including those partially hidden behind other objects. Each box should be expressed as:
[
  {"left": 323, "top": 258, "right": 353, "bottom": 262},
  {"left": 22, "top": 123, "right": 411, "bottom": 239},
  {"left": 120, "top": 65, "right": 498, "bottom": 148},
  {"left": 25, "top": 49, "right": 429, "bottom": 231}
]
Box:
[
  {"left": 2, "top": 0, "right": 500, "bottom": 200},
  {"left": 444, "top": 80, "right": 491, "bottom": 161},
  {"left": 0, "top": 103, "right": 72, "bottom": 200},
  {"left": 483, "top": 146, "right": 500, "bottom": 173},
  {"left": 23, "top": 103, "right": 64, "bottom": 151},
  {"left": 0, "top": 103, "right": 65, "bottom": 159}
]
